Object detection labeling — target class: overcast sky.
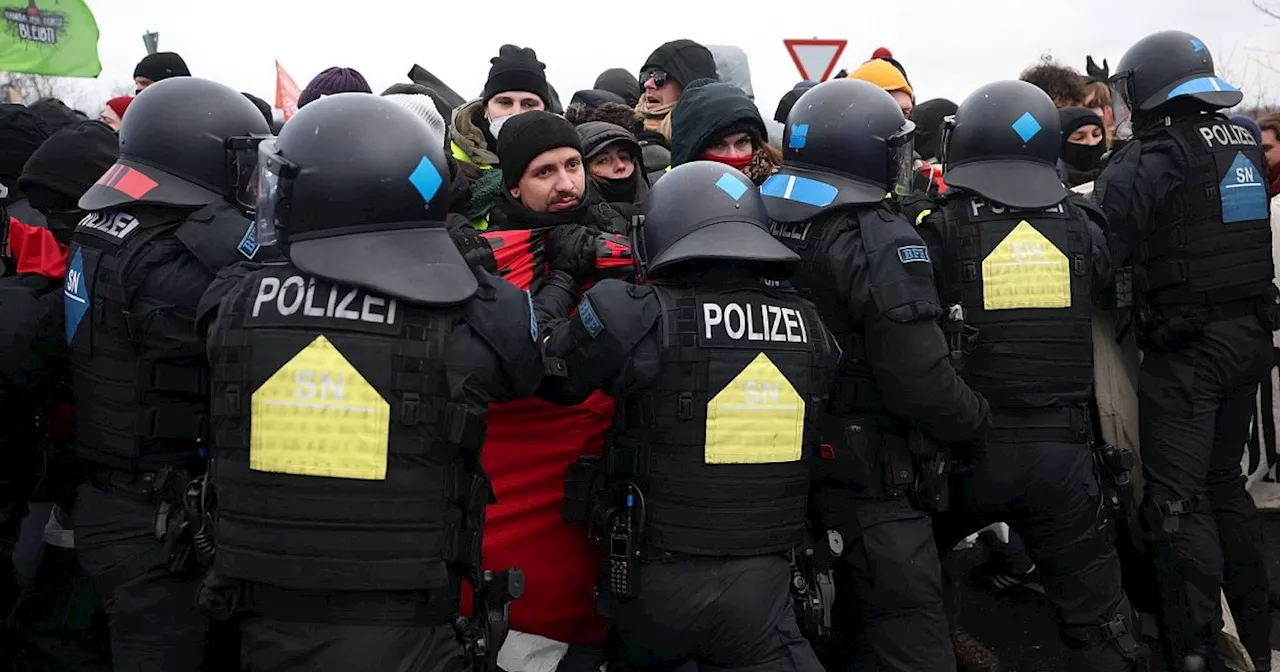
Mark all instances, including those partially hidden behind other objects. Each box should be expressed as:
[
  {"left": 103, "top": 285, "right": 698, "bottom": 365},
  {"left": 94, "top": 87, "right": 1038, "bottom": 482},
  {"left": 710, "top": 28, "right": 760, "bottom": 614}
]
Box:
[{"left": 79, "top": 0, "right": 1280, "bottom": 113}]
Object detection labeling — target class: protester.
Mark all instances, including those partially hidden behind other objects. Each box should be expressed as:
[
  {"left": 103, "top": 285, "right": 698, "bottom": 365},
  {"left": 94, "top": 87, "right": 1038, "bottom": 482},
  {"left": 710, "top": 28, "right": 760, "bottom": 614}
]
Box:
[
  {"left": 1020, "top": 56, "right": 1087, "bottom": 107},
  {"left": 132, "top": 51, "right": 190, "bottom": 93},
  {"left": 296, "top": 66, "right": 372, "bottom": 108},
  {"left": 576, "top": 121, "right": 648, "bottom": 205},
  {"left": 594, "top": 67, "right": 641, "bottom": 107},
  {"left": 668, "top": 80, "right": 779, "bottom": 185},
  {"left": 1257, "top": 112, "right": 1280, "bottom": 197},
  {"left": 635, "top": 39, "right": 718, "bottom": 149},
  {"left": 848, "top": 58, "right": 915, "bottom": 116},
  {"left": 1059, "top": 106, "right": 1106, "bottom": 186},
  {"left": 98, "top": 96, "right": 131, "bottom": 131}
]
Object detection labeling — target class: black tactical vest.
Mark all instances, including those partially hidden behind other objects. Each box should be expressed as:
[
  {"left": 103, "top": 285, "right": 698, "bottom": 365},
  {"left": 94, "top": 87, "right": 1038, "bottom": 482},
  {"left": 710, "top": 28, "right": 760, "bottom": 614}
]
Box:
[
  {"left": 65, "top": 208, "right": 209, "bottom": 470},
  {"left": 939, "top": 196, "right": 1094, "bottom": 408},
  {"left": 608, "top": 281, "right": 833, "bottom": 557},
  {"left": 771, "top": 207, "right": 889, "bottom": 418},
  {"left": 1138, "top": 116, "right": 1273, "bottom": 308},
  {"left": 207, "top": 263, "right": 490, "bottom": 593}
]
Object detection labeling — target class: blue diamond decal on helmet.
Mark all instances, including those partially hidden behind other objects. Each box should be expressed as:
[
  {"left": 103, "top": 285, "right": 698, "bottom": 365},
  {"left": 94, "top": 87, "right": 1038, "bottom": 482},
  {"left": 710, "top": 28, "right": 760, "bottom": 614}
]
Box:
[
  {"left": 1189, "top": 38, "right": 1205, "bottom": 52},
  {"left": 1011, "top": 112, "right": 1042, "bottom": 142},
  {"left": 408, "top": 156, "right": 442, "bottom": 203},
  {"left": 715, "top": 173, "right": 748, "bottom": 201}
]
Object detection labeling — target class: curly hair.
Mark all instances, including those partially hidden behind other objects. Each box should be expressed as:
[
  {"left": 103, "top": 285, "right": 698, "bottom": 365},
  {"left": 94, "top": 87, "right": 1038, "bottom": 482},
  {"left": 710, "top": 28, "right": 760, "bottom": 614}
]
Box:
[{"left": 1020, "top": 55, "right": 1087, "bottom": 108}]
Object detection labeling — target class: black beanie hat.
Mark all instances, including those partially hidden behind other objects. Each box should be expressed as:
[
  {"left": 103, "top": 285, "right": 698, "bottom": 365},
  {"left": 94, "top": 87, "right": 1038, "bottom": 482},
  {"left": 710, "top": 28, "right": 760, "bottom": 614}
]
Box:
[
  {"left": 496, "top": 110, "right": 583, "bottom": 189},
  {"left": 133, "top": 52, "right": 190, "bottom": 82},
  {"left": 594, "top": 68, "right": 641, "bottom": 107},
  {"left": 641, "top": 39, "right": 718, "bottom": 90},
  {"left": 482, "top": 45, "right": 551, "bottom": 107},
  {"left": 19, "top": 119, "right": 119, "bottom": 201}
]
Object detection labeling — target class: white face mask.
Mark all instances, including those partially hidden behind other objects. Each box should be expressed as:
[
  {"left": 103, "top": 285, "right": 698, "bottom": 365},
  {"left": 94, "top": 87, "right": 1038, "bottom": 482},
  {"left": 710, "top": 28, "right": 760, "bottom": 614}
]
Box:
[{"left": 488, "top": 114, "right": 513, "bottom": 139}]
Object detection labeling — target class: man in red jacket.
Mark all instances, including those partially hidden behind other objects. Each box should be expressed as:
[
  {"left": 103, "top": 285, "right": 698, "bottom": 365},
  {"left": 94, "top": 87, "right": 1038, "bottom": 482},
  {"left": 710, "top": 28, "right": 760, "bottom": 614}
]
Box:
[{"left": 472, "top": 111, "right": 633, "bottom": 671}]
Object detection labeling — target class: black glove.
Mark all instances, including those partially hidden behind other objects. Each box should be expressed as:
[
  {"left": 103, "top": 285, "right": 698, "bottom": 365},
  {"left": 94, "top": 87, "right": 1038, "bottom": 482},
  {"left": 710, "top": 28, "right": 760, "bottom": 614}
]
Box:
[
  {"left": 448, "top": 223, "right": 498, "bottom": 275},
  {"left": 545, "top": 224, "right": 598, "bottom": 279}
]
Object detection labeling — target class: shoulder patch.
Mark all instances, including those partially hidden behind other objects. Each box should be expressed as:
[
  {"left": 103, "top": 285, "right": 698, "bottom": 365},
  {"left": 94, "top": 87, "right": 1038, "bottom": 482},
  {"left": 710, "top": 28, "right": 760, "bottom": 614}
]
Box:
[
  {"left": 897, "top": 245, "right": 930, "bottom": 264},
  {"left": 238, "top": 220, "right": 258, "bottom": 260},
  {"left": 578, "top": 296, "right": 604, "bottom": 338}
]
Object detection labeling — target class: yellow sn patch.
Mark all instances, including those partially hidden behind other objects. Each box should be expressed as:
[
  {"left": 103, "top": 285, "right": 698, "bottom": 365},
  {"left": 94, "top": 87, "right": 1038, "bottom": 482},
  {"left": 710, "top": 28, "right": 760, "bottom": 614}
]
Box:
[
  {"left": 250, "top": 334, "right": 391, "bottom": 480},
  {"left": 704, "top": 352, "right": 806, "bottom": 465},
  {"left": 981, "top": 220, "right": 1071, "bottom": 311}
]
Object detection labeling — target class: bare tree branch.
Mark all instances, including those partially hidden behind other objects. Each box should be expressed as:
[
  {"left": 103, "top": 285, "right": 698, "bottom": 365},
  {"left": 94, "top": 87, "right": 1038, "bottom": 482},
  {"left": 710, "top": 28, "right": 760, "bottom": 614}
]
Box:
[
  {"left": 0, "top": 72, "right": 131, "bottom": 115},
  {"left": 1256, "top": 0, "right": 1280, "bottom": 20}
]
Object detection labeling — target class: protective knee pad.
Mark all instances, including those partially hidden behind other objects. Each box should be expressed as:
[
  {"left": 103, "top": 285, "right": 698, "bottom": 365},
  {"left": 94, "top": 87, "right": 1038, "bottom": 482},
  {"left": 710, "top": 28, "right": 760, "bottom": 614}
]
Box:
[{"left": 1062, "top": 612, "right": 1147, "bottom": 670}]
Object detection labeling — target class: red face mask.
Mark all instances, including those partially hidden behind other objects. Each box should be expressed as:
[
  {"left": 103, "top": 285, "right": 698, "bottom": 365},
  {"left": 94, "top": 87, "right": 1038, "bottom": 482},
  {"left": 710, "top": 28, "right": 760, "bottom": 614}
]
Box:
[{"left": 698, "top": 151, "right": 753, "bottom": 170}]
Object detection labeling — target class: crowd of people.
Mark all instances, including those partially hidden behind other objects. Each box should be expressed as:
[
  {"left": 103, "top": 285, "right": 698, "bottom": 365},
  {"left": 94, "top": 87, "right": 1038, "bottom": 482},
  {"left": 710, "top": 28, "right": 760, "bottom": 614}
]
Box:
[{"left": 0, "top": 27, "right": 1277, "bottom": 672}]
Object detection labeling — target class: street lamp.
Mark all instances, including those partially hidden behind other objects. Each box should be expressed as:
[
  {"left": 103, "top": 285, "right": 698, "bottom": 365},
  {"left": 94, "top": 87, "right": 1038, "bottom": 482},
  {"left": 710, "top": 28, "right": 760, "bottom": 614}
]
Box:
[{"left": 142, "top": 31, "right": 159, "bottom": 55}]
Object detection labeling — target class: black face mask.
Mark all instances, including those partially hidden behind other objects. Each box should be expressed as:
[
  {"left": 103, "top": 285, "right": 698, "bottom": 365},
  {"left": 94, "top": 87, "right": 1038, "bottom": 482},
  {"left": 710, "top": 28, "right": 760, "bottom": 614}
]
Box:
[
  {"left": 1063, "top": 141, "right": 1106, "bottom": 173},
  {"left": 594, "top": 175, "right": 636, "bottom": 204},
  {"left": 44, "top": 211, "right": 84, "bottom": 245}
]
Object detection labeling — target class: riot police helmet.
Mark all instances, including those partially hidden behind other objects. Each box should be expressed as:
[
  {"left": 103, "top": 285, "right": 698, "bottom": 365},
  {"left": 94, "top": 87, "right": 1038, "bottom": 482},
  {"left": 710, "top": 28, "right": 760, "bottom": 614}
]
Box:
[
  {"left": 635, "top": 160, "right": 798, "bottom": 282},
  {"left": 762, "top": 78, "right": 916, "bottom": 223},
  {"left": 1110, "top": 31, "right": 1242, "bottom": 140},
  {"left": 79, "top": 77, "right": 270, "bottom": 213},
  {"left": 255, "top": 93, "right": 475, "bottom": 305},
  {"left": 940, "top": 80, "right": 1068, "bottom": 209}
]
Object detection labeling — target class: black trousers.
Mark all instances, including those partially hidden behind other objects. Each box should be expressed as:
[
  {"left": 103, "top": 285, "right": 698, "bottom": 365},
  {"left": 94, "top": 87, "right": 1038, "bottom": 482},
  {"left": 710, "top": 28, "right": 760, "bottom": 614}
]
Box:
[
  {"left": 1137, "top": 316, "right": 1273, "bottom": 669},
  {"left": 72, "top": 482, "right": 209, "bottom": 672},
  {"left": 240, "top": 618, "right": 469, "bottom": 672},
  {"left": 935, "top": 437, "right": 1145, "bottom": 672},
  {"left": 601, "top": 554, "right": 824, "bottom": 672},
  {"left": 814, "top": 489, "right": 953, "bottom": 672}
]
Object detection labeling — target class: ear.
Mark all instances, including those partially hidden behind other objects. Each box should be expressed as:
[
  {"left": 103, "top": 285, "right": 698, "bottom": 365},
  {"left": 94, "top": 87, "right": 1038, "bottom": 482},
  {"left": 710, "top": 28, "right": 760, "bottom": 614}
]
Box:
[{"left": 509, "top": 186, "right": 520, "bottom": 200}]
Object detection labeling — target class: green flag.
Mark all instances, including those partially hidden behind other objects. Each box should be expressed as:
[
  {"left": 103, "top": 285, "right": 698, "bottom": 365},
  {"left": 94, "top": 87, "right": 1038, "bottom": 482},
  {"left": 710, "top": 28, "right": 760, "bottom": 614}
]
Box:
[{"left": 0, "top": 0, "right": 100, "bottom": 77}]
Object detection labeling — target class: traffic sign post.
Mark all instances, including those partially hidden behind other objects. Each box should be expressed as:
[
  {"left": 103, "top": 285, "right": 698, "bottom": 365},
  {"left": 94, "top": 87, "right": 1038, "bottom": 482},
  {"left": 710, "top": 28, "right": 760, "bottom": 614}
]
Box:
[{"left": 783, "top": 39, "right": 848, "bottom": 82}]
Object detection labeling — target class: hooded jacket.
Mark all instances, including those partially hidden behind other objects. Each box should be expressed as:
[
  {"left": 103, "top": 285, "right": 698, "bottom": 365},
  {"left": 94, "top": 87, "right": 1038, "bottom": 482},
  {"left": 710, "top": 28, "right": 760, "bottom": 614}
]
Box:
[
  {"left": 668, "top": 81, "right": 766, "bottom": 168},
  {"left": 576, "top": 121, "right": 649, "bottom": 205}
]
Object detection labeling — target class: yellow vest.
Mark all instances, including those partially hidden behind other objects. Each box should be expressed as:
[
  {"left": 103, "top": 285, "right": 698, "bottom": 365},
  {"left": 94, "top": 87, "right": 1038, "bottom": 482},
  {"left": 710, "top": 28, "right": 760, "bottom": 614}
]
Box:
[{"left": 449, "top": 141, "right": 492, "bottom": 230}]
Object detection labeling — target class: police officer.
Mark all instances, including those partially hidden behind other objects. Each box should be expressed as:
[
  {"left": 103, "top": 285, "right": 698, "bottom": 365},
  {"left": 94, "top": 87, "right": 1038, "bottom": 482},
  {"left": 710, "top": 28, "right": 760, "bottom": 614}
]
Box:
[
  {"left": 1095, "top": 31, "right": 1276, "bottom": 672},
  {"left": 911, "top": 79, "right": 1145, "bottom": 672},
  {"left": 761, "top": 78, "right": 990, "bottom": 672},
  {"left": 539, "top": 160, "right": 839, "bottom": 671},
  {"left": 198, "top": 93, "right": 544, "bottom": 672},
  {"left": 65, "top": 76, "right": 267, "bottom": 671}
]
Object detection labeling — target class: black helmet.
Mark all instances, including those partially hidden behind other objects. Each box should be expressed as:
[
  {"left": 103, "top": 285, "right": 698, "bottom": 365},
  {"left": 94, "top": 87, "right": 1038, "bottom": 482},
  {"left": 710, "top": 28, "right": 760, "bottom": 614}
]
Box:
[
  {"left": 79, "top": 77, "right": 269, "bottom": 212},
  {"left": 1110, "top": 31, "right": 1241, "bottom": 139},
  {"left": 762, "top": 78, "right": 915, "bottom": 223},
  {"left": 940, "top": 80, "right": 1068, "bottom": 209},
  {"left": 635, "top": 161, "right": 798, "bottom": 282},
  {"left": 256, "top": 93, "right": 475, "bottom": 305}
]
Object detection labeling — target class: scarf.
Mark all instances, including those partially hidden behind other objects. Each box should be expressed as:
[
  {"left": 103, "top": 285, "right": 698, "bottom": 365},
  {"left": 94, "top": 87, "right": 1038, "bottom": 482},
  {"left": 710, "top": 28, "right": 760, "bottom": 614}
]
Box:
[
  {"left": 449, "top": 99, "right": 501, "bottom": 167},
  {"left": 634, "top": 100, "right": 675, "bottom": 144}
]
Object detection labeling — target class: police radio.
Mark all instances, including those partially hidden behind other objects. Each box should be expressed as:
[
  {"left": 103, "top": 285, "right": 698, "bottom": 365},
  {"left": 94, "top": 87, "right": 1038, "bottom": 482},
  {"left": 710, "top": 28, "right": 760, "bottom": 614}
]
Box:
[{"left": 602, "top": 482, "right": 644, "bottom": 600}]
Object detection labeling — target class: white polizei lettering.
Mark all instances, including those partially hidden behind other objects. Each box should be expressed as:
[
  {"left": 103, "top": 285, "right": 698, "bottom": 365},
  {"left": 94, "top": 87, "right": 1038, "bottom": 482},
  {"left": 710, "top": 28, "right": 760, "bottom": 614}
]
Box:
[
  {"left": 277, "top": 276, "right": 306, "bottom": 315},
  {"left": 326, "top": 285, "right": 338, "bottom": 315},
  {"left": 724, "top": 304, "right": 747, "bottom": 339},
  {"left": 1199, "top": 123, "right": 1257, "bottom": 148},
  {"left": 972, "top": 197, "right": 1064, "bottom": 216},
  {"left": 334, "top": 288, "right": 360, "bottom": 320},
  {"left": 252, "top": 277, "right": 281, "bottom": 317},
  {"left": 746, "top": 304, "right": 764, "bottom": 341},
  {"left": 703, "top": 303, "right": 724, "bottom": 339},
  {"left": 386, "top": 299, "right": 398, "bottom": 325},
  {"left": 302, "top": 280, "right": 325, "bottom": 317},
  {"left": 361, "top": 294, "right": 387, "bottom": 324},
  {"left": 704, "top": 302, "right": 811, "bottom": 343},
  {"left": 79, "top": 212, "right": 141, "bottom": 239}
]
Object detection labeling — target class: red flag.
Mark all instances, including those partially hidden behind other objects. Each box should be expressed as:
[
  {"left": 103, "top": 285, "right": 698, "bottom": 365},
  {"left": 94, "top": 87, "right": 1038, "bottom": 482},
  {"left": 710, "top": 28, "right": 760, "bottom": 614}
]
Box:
[{"left": 275, "top": 59, "right": 300, "bottom": 121}]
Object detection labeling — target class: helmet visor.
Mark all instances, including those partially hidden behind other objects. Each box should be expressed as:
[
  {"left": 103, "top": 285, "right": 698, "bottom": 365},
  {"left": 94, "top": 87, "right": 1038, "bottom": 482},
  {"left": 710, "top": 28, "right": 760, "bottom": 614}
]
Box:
[
  {"left": 253, "top": 139, "right": 297, "bottom": 248},
  {"left": 1109, "top": 75, "right": 1134, "bottom": 141},
  {"left": 888, "top": 119, "right": 917, "bottom": 198},
  {"left": 225, "top": 135, "right": 269, "bottom": 214}
]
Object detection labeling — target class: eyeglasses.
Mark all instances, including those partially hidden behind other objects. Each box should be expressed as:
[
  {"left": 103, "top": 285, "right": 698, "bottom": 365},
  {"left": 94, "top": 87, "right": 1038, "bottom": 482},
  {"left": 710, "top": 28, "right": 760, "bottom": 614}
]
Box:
[{"left": 640, "top": 70, "right": 668, "bottom": 88}]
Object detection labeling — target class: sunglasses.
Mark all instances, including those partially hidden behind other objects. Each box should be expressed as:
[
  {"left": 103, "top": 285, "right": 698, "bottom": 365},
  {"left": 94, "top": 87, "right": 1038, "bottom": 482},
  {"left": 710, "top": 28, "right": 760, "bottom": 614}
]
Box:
[{"left": 639, "top": 70, "right": 668, "bottom": 88}]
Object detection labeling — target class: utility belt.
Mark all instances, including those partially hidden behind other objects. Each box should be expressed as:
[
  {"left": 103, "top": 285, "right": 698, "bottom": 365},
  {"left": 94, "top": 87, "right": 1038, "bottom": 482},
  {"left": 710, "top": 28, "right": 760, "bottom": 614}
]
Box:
[
  {"left": 817, "top": 417, "right": 950, "bottom": 513},
  {"left": 1136, "top": 285, "right": 1280, "bottom": 350},
  {"left": 985, "top": 406, "right": 1092, "bottom": 445},
  {"left": 943, "top": 303, "right": 979, "bottom": 372},
  {"left": 89, "top": 463, "right": 211, "bottom": 575}
]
